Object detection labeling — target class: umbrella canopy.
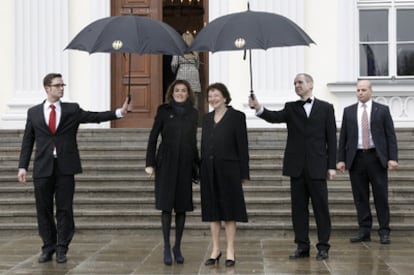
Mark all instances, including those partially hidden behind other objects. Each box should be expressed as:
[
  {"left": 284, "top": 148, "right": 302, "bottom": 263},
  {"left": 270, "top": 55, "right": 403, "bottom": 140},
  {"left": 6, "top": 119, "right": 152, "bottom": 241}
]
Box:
[
  {"left": 66, "top": 14, "right": 187, "bottom": 55},
  {"left": 189, "top": 5, "right": 314, "bottom": 94},
  {"left": 189, "top": 10, "right": 314, "bottom": 52},
  {"left": 65, "top": 14, "right": 186, "bottom": 103}
]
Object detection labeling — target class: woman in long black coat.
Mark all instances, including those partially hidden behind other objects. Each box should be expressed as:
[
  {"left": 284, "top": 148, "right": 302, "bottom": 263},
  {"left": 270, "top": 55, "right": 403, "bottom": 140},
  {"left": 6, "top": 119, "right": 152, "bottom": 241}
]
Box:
[
  {"left": 145, "top": 79, "right": 199, "bottom": 266},
  {"left": 200, "top": 83, "right": 249, "bottom": 267}
]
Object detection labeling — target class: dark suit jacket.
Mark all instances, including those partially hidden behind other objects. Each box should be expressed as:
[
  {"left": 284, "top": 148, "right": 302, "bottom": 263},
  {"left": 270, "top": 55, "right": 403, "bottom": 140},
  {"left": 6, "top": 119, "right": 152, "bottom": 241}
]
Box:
[
  {"left": 259, "top": 98, "right": 337, "bottom": 179},
  {"left": 200, "top": 106, "right": 250, "bottom": 181},
  {"left": 145, "top": 102, "right": 199, "bottom": 211},
  {"left": 199, "top": 106, "right": 249, "bottom": 222},
  {"left": 19, "top": 102, "right": 118, "bottom": 178},
  {"left": 337, "top": 101, "right": 398, "bottom": 170}
]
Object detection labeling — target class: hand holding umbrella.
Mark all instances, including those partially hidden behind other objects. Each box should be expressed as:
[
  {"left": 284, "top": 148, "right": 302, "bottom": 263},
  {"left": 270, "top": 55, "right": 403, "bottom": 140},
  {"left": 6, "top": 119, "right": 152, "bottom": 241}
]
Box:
[{"left": 120, "top": 97, "right": 130, "bottom": 117}]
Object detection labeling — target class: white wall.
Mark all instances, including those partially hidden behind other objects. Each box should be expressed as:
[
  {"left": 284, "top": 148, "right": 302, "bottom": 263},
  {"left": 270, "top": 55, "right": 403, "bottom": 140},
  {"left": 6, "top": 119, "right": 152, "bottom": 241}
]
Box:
[
  {"left": 0, "top": 0, "right": 110, "bottom": 129},
  {"left": 304, "top": 0, "right": 339, "bottom": 105},
  {"left": 1, "top": 0, "right": 411, "bottom": 129},
  {"left": 67, "top": 0, "right": 110, "bottom": 115},
  {"left": 0, "top": 0, "right": 15, "bottom": 127},
  {"left": 208, "top": 0, "right": 249, "bottom": 115}
]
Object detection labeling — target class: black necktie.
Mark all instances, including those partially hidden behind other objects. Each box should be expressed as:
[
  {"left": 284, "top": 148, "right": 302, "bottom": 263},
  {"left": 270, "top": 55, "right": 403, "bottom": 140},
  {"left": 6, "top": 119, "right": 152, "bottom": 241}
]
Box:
[{"left": 301, "top": 98, "right": 312, "bottom": 106}]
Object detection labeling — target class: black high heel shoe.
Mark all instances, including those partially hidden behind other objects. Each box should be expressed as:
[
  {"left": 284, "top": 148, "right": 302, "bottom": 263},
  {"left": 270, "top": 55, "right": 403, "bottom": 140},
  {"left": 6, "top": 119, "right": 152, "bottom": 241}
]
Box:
[
  {"left": 204, "top": 252, "right": 222, "bottom": 266},
  {"left": 172, "top": 246, "right": 184, "bottom": 264},
  {"left": 163, "top": 246, "right": 172, "bottom": 266},
  {"left": 225, "top": 259, "right": 236, "bottom": 267}
]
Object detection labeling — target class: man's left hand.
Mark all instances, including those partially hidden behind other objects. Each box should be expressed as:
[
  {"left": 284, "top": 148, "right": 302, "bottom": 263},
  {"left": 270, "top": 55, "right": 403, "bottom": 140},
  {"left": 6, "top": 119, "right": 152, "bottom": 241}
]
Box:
[
  {"left": 120, "top": 97, "right": 129, "bottom": 116},
  {"left": 388, "top": 160, "right": 398, "bottom": 171},
  {"left": 327, "top": 169, "right": 336, "bottom": 180}
]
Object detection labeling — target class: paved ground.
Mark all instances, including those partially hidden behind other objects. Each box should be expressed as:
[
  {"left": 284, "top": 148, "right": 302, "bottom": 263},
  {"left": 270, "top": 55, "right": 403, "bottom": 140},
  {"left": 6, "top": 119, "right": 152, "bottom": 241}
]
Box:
[{"left": 0, "top": 230, "right": 413, "bottom": 275}]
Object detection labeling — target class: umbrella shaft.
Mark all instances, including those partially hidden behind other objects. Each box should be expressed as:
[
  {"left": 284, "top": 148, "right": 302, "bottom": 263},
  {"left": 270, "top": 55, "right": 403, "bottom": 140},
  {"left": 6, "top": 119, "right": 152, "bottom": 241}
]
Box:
[
  {"left": 249, "top": 49, "right": 253, "bottom": 92},
  {"left": 128, "top": 53, "right": 131, "bottom": 103}
]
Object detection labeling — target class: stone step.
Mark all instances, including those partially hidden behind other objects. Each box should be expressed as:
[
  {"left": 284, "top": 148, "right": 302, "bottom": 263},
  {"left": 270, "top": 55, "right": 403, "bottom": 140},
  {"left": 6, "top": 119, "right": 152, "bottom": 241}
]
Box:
[
  {"left": 0, "top": 219, "right": 412, "bottom": 233},
  {"left": 1, "top": 195, "right": 413, "bottom": 211},
  {"left": 2, "top": 128, "right": 414, "bottom": 146},
  {"left": 3, "top": 177, "right": 414, "bottom": 189},
  {"left": 1, "top": 184, "right": 413, "bottom": 199},
  {"left": 1, "top": 205, "right": 413, "bottom": 221},
  {"left": 3, "top": 163, "right": 414, "bottom": 175},
  {"left": 1, "top": 128, "right": 413, "bottom": 233},
  {"left": 3, "top": 176, "right": 414, "bottom": 191}
]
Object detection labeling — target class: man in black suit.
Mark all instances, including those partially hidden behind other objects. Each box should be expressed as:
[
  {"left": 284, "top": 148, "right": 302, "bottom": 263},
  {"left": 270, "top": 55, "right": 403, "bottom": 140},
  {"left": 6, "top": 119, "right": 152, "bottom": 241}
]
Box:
[
  {"left": 249, "top": 73, "right": 337, "bottom": 261},
  {"left": 337, "top": 79, "right": 398, "bottom": 244},
  {"left": 18, "top": 73, "right": 129, "bottom": 263}
]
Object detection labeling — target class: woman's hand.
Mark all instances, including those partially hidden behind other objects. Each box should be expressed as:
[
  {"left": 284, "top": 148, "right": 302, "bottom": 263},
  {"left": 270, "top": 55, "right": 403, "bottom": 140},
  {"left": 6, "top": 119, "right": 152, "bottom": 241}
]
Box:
[{"left": 145, "top": 166, "right": 154, "bottom": 178}]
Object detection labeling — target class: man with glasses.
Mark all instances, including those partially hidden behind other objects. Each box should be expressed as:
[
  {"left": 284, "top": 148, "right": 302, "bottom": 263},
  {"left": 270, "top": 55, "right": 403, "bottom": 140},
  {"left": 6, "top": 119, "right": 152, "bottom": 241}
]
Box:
[{"left": 18, "top": 73, "right": 129, "bottom": 263}]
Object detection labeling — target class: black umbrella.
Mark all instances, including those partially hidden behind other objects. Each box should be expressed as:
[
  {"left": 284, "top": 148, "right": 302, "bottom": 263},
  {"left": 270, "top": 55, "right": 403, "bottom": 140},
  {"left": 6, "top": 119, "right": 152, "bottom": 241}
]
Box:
[
  {"left": 65, "top": 14, "right": 186, "bottom": 102},
  {"left": 189, "top": 3, "right": 314, "bottom": 96}
]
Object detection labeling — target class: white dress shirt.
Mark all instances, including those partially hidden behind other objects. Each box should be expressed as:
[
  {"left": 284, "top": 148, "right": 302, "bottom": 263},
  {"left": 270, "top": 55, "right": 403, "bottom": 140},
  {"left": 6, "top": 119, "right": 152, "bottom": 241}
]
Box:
[
  {"left": 303, "top": 96, "right": 314, "bottom": 117},
  {"left": 44, "top": 101, "right": 61, "bottom": 157}
]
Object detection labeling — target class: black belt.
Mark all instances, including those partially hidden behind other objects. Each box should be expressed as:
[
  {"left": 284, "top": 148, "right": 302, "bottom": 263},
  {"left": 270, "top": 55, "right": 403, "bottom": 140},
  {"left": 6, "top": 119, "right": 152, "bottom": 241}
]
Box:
[{"left": 357, "top": 148, "right": 376, "bottom": 153}]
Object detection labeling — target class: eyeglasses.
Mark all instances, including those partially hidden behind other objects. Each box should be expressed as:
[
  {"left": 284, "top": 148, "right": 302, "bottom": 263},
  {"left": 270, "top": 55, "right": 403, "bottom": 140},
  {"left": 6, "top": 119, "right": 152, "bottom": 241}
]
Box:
[{"left": 49, "top": 84, "right": 67, "bottom": 88}]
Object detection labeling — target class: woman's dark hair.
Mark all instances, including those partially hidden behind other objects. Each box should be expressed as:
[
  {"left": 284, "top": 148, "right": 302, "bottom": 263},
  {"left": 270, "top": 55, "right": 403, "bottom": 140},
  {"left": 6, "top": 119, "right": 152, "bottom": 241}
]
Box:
[
  {"left": 165, "top": 79, "right": 195, "bottom": 104},
  {"left": 206, "top": 82, "right": 232, "bottom": 104}
]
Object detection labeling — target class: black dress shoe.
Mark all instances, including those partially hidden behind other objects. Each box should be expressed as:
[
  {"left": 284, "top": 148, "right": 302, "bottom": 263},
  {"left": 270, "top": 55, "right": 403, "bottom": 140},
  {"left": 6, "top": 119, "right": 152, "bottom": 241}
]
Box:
[
  {"left": 289, "top": 249, "right": 310, "bottom": 259},
  {"left": 316, "top": 250, "right": 329, "bottom": 260},
  {"left": 350, "top": 234, "right": 371, "bottom": 243},
  {"left": 38, "top": 252, "right": 54, "bottom": 263},
  {"left": 56, "top": 252, "right": 67, "bottom": 263},
  {"left": 225, "top": 259, "right": 236, "bottom": 267},
  {"left": 204, "top": 252, "right": 222, "bottom": 266},
  {"left": 380, "top": 234, "right": 391, "bottom": 244}
]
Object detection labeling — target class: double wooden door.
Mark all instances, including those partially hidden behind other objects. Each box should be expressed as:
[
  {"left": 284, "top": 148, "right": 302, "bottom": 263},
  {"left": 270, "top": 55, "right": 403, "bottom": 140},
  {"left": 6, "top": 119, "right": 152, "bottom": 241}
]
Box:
[{"left": 111, "top": 0, "right": 208, "bottom": 128}]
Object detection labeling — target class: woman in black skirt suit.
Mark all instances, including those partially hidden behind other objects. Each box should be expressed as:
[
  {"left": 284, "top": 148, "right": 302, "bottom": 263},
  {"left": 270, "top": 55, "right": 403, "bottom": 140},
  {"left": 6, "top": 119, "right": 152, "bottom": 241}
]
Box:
[
  {"left": 145, "top": 80, "right": 199, "bottom": 265},
  {"left": 200, "top": 83, "right": 249, "bottom": 267}
]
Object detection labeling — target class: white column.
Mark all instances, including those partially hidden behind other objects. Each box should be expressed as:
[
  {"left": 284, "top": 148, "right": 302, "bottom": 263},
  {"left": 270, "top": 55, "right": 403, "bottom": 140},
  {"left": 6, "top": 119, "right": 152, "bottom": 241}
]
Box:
[
  {"left": 2, "top": 0, "right": 110, "bottom": 129},
  {"left": 68, "top": 0, "right": 111, "bottom": 128},
  {"left": 208, "top": 0, "right": 307, "bottom": 128},
  {"left": 337, "top": 0, "right": 358, "bottom": 81},
  {"left": 2, "top": 0, "right": 69, "bottom": 129},
  {"left": 208, "top": 0, "right": 230, "bottom": 91},
  {"left": 248, "top": 0, "right": 307, "bottom": 127}
]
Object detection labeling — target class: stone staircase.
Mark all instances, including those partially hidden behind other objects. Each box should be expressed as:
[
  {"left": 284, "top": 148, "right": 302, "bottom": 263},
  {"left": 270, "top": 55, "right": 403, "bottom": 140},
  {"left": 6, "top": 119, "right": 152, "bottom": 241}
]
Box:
[{"left": 1, "top": 128, "right": 413, "bottom": 234}]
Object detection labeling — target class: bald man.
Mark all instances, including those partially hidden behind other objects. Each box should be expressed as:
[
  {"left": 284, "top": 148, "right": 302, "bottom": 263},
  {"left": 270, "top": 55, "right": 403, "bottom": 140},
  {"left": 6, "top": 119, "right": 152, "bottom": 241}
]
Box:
[{"left": 337, "top": 79, "right": 398, "bottom": 245}]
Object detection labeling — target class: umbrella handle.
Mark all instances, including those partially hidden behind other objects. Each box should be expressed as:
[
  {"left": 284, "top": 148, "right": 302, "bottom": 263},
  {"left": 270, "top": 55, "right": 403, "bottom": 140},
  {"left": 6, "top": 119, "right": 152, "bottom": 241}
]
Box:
[
  {"left": 249, "top": 49, "right": 256, "bottom": 109},
  {"left": 250, "top": 90, "right": 256, "bottom": 109}
]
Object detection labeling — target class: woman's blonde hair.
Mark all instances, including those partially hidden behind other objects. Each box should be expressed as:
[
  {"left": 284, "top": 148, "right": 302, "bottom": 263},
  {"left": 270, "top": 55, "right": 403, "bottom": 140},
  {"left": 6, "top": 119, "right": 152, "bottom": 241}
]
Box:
[{"left": 182, "top": 31, "right": 194, "bottom": 46}]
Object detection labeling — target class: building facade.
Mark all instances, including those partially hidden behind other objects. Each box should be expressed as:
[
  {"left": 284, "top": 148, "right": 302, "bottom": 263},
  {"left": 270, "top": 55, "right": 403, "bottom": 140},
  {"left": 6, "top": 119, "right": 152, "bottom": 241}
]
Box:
[{"left": 0, "top": 0, "right": 413, "bottom": 129}]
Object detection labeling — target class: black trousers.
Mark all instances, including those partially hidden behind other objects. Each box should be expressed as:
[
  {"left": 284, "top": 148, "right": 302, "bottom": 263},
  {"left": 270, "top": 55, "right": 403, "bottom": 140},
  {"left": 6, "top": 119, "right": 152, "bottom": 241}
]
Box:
[
  {"left": 290, "top": 171, "right": 331, "bottom": 251},
  {"left": 33, "top": 159, "right": 75, "bottom": 254},
  {"left": 349, "top": 150, "right": 390, "bottom": 235}
]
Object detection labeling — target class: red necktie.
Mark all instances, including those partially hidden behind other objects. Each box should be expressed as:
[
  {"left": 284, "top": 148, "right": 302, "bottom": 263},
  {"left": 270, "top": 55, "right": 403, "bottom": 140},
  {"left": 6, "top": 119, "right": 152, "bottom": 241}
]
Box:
[
  {"left": 49, "top": 104, "right": 56, "bottom": 134},
  {"left": 361, "top": 104, "right": 369, "bottom": 149}
]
